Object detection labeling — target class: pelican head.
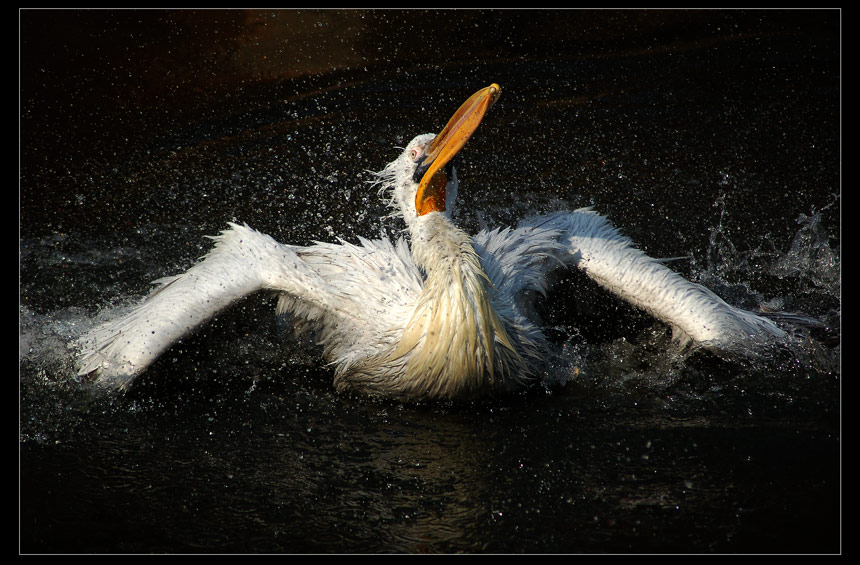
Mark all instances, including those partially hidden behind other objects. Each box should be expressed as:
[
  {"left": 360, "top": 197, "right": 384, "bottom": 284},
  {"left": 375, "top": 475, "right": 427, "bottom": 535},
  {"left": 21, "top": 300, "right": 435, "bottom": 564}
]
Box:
[{"left": 378, "top": 84, "right": 501, "bottom": 228}]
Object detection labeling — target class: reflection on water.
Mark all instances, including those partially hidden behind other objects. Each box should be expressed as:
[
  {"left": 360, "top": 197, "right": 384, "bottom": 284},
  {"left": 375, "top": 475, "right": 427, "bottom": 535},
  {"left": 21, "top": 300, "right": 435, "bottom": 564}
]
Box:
[{"left": 20, "top": 10, "right": 839, "bottom": 554}]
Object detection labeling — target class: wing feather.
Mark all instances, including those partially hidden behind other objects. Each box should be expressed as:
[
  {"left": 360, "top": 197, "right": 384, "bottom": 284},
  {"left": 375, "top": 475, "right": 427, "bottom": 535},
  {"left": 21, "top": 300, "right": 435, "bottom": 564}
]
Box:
[
  {"left": 76, "top": 223, "right": 422, "bottom": 389},
  {"left": 476, "top": 209, "right": 784, "bottom": 353}
]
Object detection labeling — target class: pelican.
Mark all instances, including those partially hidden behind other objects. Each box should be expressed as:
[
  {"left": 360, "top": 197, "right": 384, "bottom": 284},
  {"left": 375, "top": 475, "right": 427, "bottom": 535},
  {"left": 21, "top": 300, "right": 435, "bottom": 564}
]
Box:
[{"left": 76, "top": 84, "right": 785, "bottom": 400}]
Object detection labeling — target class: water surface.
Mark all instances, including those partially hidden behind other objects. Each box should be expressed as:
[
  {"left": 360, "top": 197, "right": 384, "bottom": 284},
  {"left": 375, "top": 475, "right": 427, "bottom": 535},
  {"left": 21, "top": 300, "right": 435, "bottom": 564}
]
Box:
[{"left": 20, "top": 10, "right": 840, "bottom": 553}]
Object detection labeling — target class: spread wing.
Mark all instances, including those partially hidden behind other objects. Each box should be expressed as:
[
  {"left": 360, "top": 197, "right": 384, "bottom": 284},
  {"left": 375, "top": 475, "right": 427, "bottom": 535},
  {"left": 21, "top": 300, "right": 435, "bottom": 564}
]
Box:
[
  {"left": 76, "top": 223, "right": 422, "bottom": 390},
  {"left": 474, "top": 208, "right": 784, "bottom": 353}
]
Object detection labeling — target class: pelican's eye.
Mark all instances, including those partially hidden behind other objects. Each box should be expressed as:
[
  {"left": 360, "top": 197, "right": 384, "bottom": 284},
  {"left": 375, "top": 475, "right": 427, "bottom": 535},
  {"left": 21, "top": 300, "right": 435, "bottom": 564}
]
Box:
[{"left": 410, "top": 146, "right": 425, "bottom": 161}]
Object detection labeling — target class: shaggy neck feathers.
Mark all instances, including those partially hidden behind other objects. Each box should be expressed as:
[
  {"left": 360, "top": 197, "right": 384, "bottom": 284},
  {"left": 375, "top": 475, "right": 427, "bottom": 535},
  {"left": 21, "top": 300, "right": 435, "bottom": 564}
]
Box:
[{"left": 390, "top": 212, "right": 527, "bottom": 398}]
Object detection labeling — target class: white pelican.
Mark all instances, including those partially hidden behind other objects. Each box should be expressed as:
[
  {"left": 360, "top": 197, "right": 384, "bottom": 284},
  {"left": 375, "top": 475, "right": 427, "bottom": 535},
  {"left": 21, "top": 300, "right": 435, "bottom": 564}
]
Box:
[{"left": 76, "top": 84, "right": 785, "bottom": 400}]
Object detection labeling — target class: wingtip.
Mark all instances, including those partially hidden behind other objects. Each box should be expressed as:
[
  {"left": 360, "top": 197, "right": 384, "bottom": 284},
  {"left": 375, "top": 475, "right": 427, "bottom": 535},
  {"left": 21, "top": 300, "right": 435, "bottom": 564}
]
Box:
[{"left": 75, "top": 347, "right": 140, "bottom": 392}]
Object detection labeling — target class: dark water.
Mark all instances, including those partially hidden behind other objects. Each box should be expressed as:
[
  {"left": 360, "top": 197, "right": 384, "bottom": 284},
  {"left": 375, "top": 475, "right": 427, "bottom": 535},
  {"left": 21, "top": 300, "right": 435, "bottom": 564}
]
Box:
[{"left": 20, "top": 10, "right": 840, "bottom": 553}]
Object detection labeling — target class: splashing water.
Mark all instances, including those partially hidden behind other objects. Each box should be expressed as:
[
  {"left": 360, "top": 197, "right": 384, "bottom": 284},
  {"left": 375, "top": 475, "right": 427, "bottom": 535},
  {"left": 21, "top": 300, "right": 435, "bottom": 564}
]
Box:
[{"left": 772, "top": 200, "right": 840, "bottom": 291}]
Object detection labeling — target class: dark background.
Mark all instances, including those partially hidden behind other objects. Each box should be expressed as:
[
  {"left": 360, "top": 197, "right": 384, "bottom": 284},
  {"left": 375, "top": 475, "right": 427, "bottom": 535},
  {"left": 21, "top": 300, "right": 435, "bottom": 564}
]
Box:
[{"left": 20, "top": 9, "right": 840, "bottom": 554}]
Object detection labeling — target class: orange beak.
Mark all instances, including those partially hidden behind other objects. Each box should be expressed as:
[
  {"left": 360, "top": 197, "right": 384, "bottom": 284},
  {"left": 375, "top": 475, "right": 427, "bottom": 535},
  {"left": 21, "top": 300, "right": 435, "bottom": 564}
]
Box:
[{"left": 415, "top": 84, "right": 501, "bottom": 216}]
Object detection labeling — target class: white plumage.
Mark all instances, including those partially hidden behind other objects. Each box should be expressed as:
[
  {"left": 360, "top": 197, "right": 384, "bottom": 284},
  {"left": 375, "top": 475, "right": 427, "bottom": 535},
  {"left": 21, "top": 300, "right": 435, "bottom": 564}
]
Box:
[{"left": 76, "top": 84, "right": 785, "bottom": 400}]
